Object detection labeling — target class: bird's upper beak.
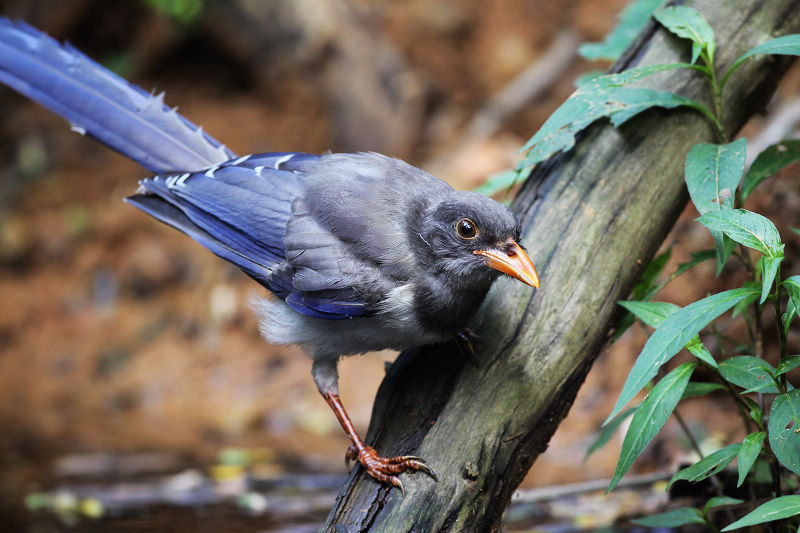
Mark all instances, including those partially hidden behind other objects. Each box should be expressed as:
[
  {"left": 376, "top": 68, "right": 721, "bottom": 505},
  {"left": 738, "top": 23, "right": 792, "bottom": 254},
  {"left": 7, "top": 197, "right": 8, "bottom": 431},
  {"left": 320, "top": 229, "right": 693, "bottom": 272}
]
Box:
[{"left": 474, "top": 240, "right": 539, "bottom": 288}]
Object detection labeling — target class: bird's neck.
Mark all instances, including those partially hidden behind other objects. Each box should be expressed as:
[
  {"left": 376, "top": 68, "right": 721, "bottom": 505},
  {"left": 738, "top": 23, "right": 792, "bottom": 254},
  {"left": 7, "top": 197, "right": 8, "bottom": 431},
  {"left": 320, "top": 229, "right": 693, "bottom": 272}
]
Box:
[{"left": 412, "top": 275, "right": 491, "bottom": 337}]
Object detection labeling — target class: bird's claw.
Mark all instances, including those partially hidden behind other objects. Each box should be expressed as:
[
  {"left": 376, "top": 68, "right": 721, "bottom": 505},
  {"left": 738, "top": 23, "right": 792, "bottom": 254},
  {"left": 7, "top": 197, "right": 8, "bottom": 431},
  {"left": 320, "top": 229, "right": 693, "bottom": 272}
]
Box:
[
  {"left": 455, "top": 329, "right": 480, "bottom": 365},
  {"left": 345, "top": 444, "right": 357, "bottom": 471},
  {"left": 347, "top": 445, "right": 437, "bottom": 493}
]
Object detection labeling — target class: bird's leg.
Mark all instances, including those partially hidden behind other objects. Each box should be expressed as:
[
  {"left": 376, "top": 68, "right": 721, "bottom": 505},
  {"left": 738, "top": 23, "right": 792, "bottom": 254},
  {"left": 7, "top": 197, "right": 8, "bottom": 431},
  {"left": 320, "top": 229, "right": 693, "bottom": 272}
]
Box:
[{"left": 312, "top": 359, "right": 437, "bottom": 494}]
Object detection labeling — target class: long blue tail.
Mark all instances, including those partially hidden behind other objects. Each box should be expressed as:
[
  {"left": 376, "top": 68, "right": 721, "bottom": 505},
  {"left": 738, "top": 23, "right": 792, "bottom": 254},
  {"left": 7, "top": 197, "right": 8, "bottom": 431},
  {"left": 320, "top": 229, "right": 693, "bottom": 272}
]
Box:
[{"left": 0, "top": 18, "right": 236, "bottom": 173}]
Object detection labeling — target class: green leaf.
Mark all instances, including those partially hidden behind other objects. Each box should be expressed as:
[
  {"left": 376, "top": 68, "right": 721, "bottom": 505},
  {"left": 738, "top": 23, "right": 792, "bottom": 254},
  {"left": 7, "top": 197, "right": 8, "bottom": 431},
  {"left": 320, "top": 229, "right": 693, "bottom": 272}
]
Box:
[
  {"left": 741, "top": 140, "right": 800, "bottom": 201},
  {"left": 668, "top": 443, "right": 741, "bottom": 488},
  {"left": 718, "top": 355, "right": 779, "bottom": 393},
  {"left": 607, "top": 90, "right": 702, "bottom": 127},
  {"left": 609, "top": 362, "right": 696, "bottom": 491},
  {"left": 685, "top": 140, "right": 745, "bottom": 214},
  {"left": 685, "top": 140, "right": 746, "bottom": 270},
  {"left": 777, "top": 355, "right": 800, "bottom": 376},
  {"left": 725, "top": 34, "right": 800, "bottom": 87},
  {"left": 143, "top": 0, "right": 204, "bottom": 25},
  {"left": 575, "top": 70, "right": 604, "bottom": 87},
  {"left": 736, "top": 432, "right": 765, "bottom": 487},
  {"left": 672, "top": 250, "right": 716, "bottom": 278},
  {"left": 474, "top": 166, "right": 533, "bottom": 197},
  {"left": 716, "top": 235, "right": 737, "bottom": 276},
  {"left": 634, "top": 250, "right": 672, "bottom": 300},
  {"left": 682, "top": 381, "right": 724, "bottom": 399},
  {"left": 760, "top": 255, "right": 782, "bottom": 304},
  {"left": 745, "top": 397, "right": 763, "bottom": 427},
  {"left": 585, "top": 406, "right": 638, "bottom": 460},
  {"left": 619, "top": 301, "right": 716, "bottom": 367},
  {"left": 732, "top": 280, "right": 760, "bottom": 318},
  {"left": 614, "top": 250, "right": 674, "bottom": 340},
  {"left": 686, "top": 336, "right": 717, "bottom": 368},
  {"left": 605, "top": 287, "right": 759, "bottom": 423},
  {"left": 697, "top": 209, "right": 784, "bottom": 271},
  {"left": 619, "top": 300, "right": 679, "bottom": 328},
  {"left": 783, "top": 298, "right": 797, "bottom": 338},
  {"left": 721, "top": 495, "right": 800, "bottom": 531},
  {"left": 519, "top": 64, "right": 701, "bottom": 168},
  {"left": 654, "top": 6, "right": 716, "bottom": 64},
  {"left": 632, "top": 507, "right": 705, "bottom": 527},
  {"left": 651, "top": 250, "right": 716, "bottom": 295},
  {"left": 784, "top": 275, "right": 800, "bottom": 310},
  {"left": 704, "top": 496, "right": 744, "bottom": 515},
  {"left": 580, "top": 0, "right": 666, "bottom": 61},
  {"left": 768, "top": 389, "right": 800, "bottom": 476}
]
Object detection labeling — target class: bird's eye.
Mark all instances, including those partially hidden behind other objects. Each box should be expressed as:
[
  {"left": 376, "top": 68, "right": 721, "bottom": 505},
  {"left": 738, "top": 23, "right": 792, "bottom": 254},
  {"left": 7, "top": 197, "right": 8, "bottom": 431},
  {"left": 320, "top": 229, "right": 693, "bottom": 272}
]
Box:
[{"left": 455, "top": 218, "right": 478, "bottom": 239}]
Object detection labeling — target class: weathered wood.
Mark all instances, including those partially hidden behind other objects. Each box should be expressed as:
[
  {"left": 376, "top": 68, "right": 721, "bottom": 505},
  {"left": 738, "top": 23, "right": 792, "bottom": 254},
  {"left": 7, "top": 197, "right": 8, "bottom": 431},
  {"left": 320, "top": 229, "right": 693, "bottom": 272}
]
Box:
[{"left": 325, "top": 0, "right": 800, "bottom": 530}]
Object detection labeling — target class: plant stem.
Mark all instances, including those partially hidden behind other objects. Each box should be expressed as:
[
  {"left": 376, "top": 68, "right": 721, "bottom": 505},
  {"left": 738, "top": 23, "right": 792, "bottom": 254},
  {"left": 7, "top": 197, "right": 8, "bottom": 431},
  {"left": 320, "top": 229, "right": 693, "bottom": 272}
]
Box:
[
  {"left": 702, "top": 50, "right": 728, "bottom": 143},
  {"left": 772, "top": 266, "right": 788, "bottom": 390},
  {"left": 754, "top": 305, "right": 764, "bottom": 361},
  {"left": 710, "top": 323, "right": 729, "bottom": 359},
  {"left": 767, "top": 447, "right": 783, "bottom": 498},
  {"left": 674, "top": 409, "right": 704, "bottom": 459},
  {"left": 719, "top": 377, "right": 754, "bottom": 434}
]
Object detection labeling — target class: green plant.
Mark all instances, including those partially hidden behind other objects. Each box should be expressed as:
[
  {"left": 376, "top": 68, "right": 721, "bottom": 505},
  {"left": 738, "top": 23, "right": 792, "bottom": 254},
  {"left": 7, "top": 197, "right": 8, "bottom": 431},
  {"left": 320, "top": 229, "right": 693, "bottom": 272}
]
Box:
[{"left": 501, "top": 3, "right": 800, "bottom": 531}]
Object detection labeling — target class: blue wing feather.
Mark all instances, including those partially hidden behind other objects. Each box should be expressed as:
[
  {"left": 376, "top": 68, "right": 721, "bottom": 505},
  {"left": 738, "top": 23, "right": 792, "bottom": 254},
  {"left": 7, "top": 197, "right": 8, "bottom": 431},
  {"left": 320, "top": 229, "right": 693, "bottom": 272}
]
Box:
[
  {"left": 0, "top": 17, "right": 376, "bottom": 321},
  {"left": 0, "top": 18, "right": 235, "bottom": 173},
  {"left": 132, "top": 153, "right": 374, "bottom": 320},
  {"left": 125, "top": 194, "right": 274, "bottom": 286}
]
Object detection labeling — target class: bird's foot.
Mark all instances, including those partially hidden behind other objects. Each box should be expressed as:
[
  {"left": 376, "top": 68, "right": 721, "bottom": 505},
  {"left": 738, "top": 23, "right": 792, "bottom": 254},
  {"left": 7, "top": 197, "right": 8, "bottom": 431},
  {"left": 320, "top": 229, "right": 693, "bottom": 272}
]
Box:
[{"left": 345, "top": 444, "right": 437, "bottom": 495}]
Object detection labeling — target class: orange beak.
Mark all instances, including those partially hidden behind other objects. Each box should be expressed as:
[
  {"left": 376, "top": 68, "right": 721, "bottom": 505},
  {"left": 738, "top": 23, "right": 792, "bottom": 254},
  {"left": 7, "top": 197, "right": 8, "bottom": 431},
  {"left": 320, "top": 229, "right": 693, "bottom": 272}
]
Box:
[{"left": 474, "top": 240, "right": 539, "bottom": 288}]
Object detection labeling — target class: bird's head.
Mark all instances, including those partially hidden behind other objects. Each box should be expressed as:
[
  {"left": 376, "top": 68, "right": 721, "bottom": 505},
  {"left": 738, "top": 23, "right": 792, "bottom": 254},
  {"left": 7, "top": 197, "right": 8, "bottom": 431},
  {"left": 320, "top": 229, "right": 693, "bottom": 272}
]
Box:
[{"left": 416, "top": 190, "right": 539, "bottom": 289}]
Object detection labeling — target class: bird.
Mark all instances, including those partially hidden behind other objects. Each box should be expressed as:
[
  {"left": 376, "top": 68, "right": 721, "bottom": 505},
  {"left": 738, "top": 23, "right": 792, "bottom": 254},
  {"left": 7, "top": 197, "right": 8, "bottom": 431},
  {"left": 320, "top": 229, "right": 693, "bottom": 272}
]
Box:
[{"left": 0, "top": 18, "right": 539, "bottom": 492}]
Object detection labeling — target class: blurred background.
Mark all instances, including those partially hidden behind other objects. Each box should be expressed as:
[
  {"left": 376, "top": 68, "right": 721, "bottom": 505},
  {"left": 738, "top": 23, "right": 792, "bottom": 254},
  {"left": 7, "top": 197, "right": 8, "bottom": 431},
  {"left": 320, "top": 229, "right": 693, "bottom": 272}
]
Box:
[{"left": 1, "top": 0, "right": 800, "bottom": 531}]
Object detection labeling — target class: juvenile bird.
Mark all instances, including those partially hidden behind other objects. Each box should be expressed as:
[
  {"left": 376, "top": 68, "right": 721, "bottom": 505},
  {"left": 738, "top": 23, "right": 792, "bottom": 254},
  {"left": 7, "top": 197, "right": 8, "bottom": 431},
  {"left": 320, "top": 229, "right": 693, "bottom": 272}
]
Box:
[{"left": 0, "top": 18, "right": 539, "bottom": 492}]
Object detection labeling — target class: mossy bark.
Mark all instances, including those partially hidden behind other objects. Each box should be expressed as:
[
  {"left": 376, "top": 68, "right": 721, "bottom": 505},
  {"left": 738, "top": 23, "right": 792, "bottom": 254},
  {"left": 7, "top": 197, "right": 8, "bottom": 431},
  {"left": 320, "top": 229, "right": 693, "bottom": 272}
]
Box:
[{"left": 325, "top": 0, "right": 800, "bottom": 530}]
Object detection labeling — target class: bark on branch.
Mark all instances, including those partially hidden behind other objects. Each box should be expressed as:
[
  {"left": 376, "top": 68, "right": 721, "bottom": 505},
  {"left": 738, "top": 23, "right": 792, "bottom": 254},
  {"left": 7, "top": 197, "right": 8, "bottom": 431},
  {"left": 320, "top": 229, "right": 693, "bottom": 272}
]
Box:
[{"left": 325, "top": 0, "right": 800, "bottom": 530}]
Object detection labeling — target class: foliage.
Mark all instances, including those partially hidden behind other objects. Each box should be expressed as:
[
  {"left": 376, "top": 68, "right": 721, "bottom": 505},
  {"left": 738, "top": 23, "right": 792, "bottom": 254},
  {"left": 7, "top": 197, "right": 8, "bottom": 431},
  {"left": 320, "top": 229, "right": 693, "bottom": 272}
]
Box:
[
  {"left": 141, "top": 0, "right": 204, "bottom": 25},
  {"left": 479, "top": 1, "right": 800, "bottom": 195},
  {"left": 579, "top": 0, "right": 665, "bottom": 61},
  {"left": 560, "top": 3, "right": 800, "bottom": 531}
]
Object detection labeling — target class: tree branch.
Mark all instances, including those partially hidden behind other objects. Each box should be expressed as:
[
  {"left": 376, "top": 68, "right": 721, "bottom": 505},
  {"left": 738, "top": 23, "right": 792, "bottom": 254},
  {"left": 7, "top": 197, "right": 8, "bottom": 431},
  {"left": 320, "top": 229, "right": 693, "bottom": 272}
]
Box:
[{"left": 325, "top": 0, "right": 800, "bottom": 530}]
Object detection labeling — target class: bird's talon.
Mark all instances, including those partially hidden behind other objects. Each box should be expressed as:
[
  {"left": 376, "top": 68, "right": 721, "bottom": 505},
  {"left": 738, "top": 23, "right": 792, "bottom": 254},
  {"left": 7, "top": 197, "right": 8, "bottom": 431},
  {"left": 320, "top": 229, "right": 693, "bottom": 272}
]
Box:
[
  {"left": 416, "top": 462, "right": 438, "bottom": 481},
  {"left": 345, "top": 444, "right": 358, "bottom": 470},
  {"left": 462, "top": 327, "right": 482, "bottom": 340},
  {"left": 455, "top": 330, "right": 479, "bottom": 365},
  {"left": 353, "top": 445, "right": 436, "bottom": 491}
]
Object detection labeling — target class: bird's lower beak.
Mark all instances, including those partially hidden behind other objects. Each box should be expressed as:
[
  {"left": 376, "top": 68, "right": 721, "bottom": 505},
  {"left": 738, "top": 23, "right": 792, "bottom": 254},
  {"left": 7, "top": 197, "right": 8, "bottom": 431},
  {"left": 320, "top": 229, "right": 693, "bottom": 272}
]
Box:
[{"left": 474, "top": 240, "right": 540, "bottom": 288}]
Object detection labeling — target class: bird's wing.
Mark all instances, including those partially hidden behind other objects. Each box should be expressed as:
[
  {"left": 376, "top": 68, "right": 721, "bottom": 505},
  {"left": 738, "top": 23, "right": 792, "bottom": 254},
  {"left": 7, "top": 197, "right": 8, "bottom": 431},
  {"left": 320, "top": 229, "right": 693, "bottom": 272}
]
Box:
[
  {"left": 127, "top": 152, "right": 378, "bottom": 320},
  {"left": 273, "top": 195, "right": 388, "bottom": 320},
  {"left": 126, "top": 153, "right": 313, "bottom": 288}
]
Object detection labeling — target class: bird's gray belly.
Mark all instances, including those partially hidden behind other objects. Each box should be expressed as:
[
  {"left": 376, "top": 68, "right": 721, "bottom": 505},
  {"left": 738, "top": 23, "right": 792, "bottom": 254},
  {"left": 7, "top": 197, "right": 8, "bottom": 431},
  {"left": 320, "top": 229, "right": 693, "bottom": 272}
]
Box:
[{"left": 252, "top": 287, "right": 449, "bottom": 361}]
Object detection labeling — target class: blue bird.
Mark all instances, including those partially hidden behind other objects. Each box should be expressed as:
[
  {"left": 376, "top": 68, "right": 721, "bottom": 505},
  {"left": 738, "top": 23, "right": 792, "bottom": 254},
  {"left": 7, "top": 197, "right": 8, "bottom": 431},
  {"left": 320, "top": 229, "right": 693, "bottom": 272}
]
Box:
[{"left": 0, "top": 18, "right": 539, "bottom": 492}]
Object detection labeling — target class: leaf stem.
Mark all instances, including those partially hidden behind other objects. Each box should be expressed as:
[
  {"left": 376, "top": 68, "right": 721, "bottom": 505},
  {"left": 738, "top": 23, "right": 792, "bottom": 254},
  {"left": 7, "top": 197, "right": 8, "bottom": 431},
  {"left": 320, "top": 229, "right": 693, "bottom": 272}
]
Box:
[
  {"left": 686, "top": 100, "right": 725, "bottom": 138},
  {"left": 702, "top": 49, "right": 728, "bottom": 143},
  {"left": 772, "top": 267, "right": 788, "bottom": 390},
  {"left": 674, "top": 409, "right": 704, "bottom": 459},
  {"left": 718, "top": 377, "right": 754, "bottom": 434},
  {"left": 711, "top": 323, "right": 728, "bottom": 359}
]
